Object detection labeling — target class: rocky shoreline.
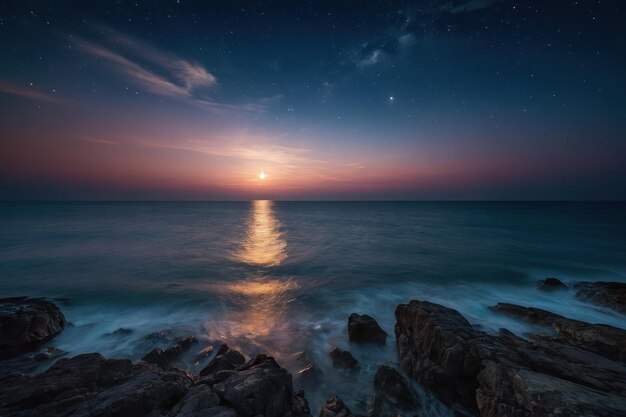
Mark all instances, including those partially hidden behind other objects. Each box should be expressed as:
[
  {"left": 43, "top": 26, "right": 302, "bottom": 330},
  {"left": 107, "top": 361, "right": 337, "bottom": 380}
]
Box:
[{"left": 1, "top": 279, "right": 625, "bottom": 417}]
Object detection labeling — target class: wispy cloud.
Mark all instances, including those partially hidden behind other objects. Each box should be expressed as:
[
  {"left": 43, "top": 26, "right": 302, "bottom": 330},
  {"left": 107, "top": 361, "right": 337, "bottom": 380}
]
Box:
[
  {"left": 0, "top": 82, "right": 61, "bottom": 102},
  {"left": 71, "top": 28, "right": 269, "bottom": 114},
  {"left": 79, "top": 135, "right": 118, "bottom": 145},
  {"left": 136, "top": 138, "right": 316, "bottom": 165},
  {"left": 355, "top": 12, "right": 416, "bottom": 68}
]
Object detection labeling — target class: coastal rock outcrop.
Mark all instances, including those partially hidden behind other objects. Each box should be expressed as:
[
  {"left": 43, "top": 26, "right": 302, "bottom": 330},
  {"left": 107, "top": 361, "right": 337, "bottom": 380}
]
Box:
[
  {"left": 395, "top": 299, "right": 626, "bottom": 417},
  {"left": 169, "top": 384, "right": 236, "bottom": 417},
  {"left": 0, "top": 352, "right": 193, "bottom": 416},
  {"left": 0, "top": 297, "right": 66, "bottom": 358},
  {"left": 199, "top": 343, "right": 246, "bottom": 378},
  {"left": 373, "top": 365, "right": 419, "bottom": 410},
  {"left": 210, "top": 354, "right": 294, "bottom": 417},
  {"left": 330, "top": 347, "right": 358, "bottom": 369},
  {"left": 574, "top": 281, "right": 626, "bottom": 313},
  {"left": 0, "top": 298, "right": 315, "bottom": 417},
  {"left": 537, "top": 277, "right": 567, "bottom": 291},
  {"left": 142, "top": 335, "right": 198, "bottom": 370},
  {"left": 319, "top": 395, "right": 356, "bottom": 417},
  {"left": 348, "top": 313, "right": 387, "bottom": 345},
  {"left": 490, "top": 302, "right": 626, "bottom": 363}
]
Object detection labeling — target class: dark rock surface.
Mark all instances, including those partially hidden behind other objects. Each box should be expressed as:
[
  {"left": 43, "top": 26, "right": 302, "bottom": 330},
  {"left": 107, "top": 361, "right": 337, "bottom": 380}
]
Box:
[
  {"left": 537, "top": 277, "right": 567, "bottom": 291},
  {"left": 574, "top": 281, "right": 626, "bottom": 314},
  {"left": 319, "top": 395, "right": 356, "bottom": 417},
  {"left": 198, "top": 343, "right": 245, "bottom": 378},
  {"left": 330, "top": 347, "right": 358, "bottom": 368},
  {"left": 0, "top": 353, "right": 193, "bottom": 417},
  {"left": 348, "top": 314, "right": 387, "bottom": 345},
  {"left": 1, "top": 349, "right": 313, "bottom": 417},
  {"left": 0, "top": 297, "right": 66, "bottom": 358},
  {"left": 373, "top": 365, "right": 419, "bottom": 410},
  {"left": 395, "top": 299, "right": 626, "bottom": 417},
  {"left": 142, "top": 335, "right": 198, "bottom": 370},
  {"left": 211, "top": 354, "right": 294, "bottom": 417},
  {"left": 291, "top": 390, "right": 313, "bottom": 417},
  {"left": 106, "top": 328, "right": 133, "bottom": 337},
  {"left": 0, "top": 298, "right": 315, "bottom": 417},
  {"left": 291, "top": 351, "right": 321, "bottom": 390},
  {"left": 490, "top": 302, "right": 626, "bottom": 363},
  {"left": 168, "top": 384, "right": 235, "bottom": 417}
]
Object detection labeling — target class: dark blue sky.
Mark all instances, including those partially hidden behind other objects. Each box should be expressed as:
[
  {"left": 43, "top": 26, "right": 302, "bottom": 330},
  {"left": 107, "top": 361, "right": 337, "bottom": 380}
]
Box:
[{"left": 1, "top": 0, "right": 625, "bottom": 200}]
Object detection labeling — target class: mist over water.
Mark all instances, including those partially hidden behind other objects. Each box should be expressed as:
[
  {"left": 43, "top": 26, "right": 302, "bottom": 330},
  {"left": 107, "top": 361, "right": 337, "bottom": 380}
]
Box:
[{"left": 1, "top": 201, "right": 625, "bottom": 414}]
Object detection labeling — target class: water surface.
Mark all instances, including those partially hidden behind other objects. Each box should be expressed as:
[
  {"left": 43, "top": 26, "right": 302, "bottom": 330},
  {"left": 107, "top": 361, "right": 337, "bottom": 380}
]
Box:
[{"left": 1, "top": 201, "right": 625, "bottom": 414}]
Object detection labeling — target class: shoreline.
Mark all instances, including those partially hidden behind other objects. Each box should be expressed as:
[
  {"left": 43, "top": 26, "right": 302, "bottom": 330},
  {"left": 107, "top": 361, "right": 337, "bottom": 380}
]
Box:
[{"left": 1, "top": 279, "right": 625, "bottom": 417}]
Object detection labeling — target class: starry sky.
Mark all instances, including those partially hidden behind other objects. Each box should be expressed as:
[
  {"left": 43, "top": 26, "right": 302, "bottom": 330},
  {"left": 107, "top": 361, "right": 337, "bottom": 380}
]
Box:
[{"left": 1, "top": 0, "right": 625, "bottom": 200}]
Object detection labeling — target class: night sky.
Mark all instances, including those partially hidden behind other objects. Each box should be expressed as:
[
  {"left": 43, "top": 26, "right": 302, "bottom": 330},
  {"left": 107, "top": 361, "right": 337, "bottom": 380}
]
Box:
[{"left": 1, "top": 0, "right": 625, "bottom": 200}]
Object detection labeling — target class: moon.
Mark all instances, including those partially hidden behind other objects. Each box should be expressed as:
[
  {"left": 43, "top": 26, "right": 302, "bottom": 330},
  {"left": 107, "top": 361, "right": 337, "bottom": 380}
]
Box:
[{"left": 259, "top": 170, "right": 267, "bottom": 180}]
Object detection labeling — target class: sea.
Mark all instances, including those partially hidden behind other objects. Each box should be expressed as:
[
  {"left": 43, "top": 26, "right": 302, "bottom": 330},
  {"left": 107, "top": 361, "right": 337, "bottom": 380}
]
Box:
[{"left": 1, "top": 201, "right": 625, "bottom": 415}]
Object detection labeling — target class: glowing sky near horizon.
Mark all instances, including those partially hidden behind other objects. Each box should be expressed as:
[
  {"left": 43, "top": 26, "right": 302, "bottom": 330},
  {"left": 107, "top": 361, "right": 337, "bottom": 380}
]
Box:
[{"left": 1, "top": 1, "right": 625, "bottom": 200}]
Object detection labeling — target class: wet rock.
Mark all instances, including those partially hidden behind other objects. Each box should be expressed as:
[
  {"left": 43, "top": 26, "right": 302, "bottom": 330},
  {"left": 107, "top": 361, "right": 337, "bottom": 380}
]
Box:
[
  {"left": 0, "top": 352, "right": 193, "bottom": 416},
  {"left": 490, "top": 302, "right": 626, "bottom": 363},
  {"left": 0, "top": 297, "right": 66, "bottom": 359},
  {"left": 348, "top": 314, "right": 387, "bottom": 345},
  {"left": 142, "top": 335, "right": 198, "bottom": 370},
  {"left": 537, "top": 277, "right": 567, "bottom": 291},
  {"left": 574, "top": 281, "right": 626, "bottom": 314},
  {"left": 199, "top": 343, "right": 245, "bottom": 377},
  {"left": 106, "top": 327, "right": 133, "bottom": 337},
  {"left": 373, "top": 365, "right": 419, "bottom": 410},
  {"left": 296, "top": 361, "right": 321, "bottom": 390},
  {"left": 365, "top": 395, "right": 382, "bottom": 417},
  {"left": 330, "top": 347, "right": 358, "bottom": 369},
  {"left": 212, "top": 354, "right": 293, "bottom": 417},
  {"left": 395, "top": 300, "right": 479, "bottom": 412},
  {"left": 395, "top": 299, "right": 626, "bottom": 417},
  {"left": 319, "top": 395, "right": 356, "bottom": 417},
  {"left": 292, "top": 389, "right": 313, "bottom": 417},
  {"left": 287, "top": 351, "right": 321, "bottom": 389},
  {"left": 146, "top": 329, "right": 176, "bottom": 343},
  {"left": 170, "top": 384, "right": 235, "bottom": 417},
  {"left": 0, "top": 347, "right": 66, "bottom": 380},
  {"left": 193, "top": 345, "right": 214, "bottom": 364}
]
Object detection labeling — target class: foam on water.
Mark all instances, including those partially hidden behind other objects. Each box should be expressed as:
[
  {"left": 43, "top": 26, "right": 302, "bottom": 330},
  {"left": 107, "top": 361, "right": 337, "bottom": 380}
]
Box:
[{"left": 1, "top": 201, "right": 625, "bottom": 415}]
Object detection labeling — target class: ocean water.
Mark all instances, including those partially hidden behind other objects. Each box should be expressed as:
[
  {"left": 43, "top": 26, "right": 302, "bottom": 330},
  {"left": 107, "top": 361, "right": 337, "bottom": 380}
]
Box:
[{"left": 1, "top": 201, "right": 625, "bottom": 415}]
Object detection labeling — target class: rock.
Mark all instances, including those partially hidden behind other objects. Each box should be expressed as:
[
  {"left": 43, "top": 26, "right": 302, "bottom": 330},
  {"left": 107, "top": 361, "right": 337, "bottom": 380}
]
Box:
[
  {"left": 142, "top": 335, "right": 198, "bottom": 370},
  {"left": 490, "top": 303, "right": 626, "bottom": 363},
  {"left": 146, "top": 329, "right": 175, "bottom": 343},
  {"left": 212, "top": 354, "right": 293, "bottom": 417},
  {"left": 0, "top": 352, "right": 193, "bottom": 416},
  {"left": 106, "top": 328, "right": 133, "bottom": 337},
  {"left": 574, "top": 281, "right": 626, "bottom": 314},
  {"left": 170, "top": 384, "right": 235, "bottom": 417},
  {"left": 199, "top": 343, "right": 245, "bottom": 377},
  {"left": 395, "top": 300, "right": 479, "bottom": 412},
  {"left": 365, "top": 395, "right": 382, "bottom": 417},
  {"left": 373, "top": 365, "right": 419, "bottom": 410},
  {"left": 330, "top": 347, "right": 358, "bottom": 368},
  {"left": 193, "top": 345, "right": 214, "bottom": 364},
  {"left": 292, "top": 389, "right": 313, "bottom": 417},
  {"left": 348, "top": 314, "right": 387, "bottom": 345},
  {"left": 0, "top": 297, "right": 66, "bottom": 358},
  {"left": 296, "top": 361, "right": 321, "bottom": 390},
  {"left": 319, "top": 395, "right": 355, "bottom": 417},
  {"left": 537, "top": 277, "right": 567, "bottom": 291},
  {"left": 287, "top": 351, "right": 321, "bottom": 389},
  {"left": 0, "top": 347, "right": 66, "bottom": 380},
  {"left": 395, "top": 299, "right": 626, "bottom": 417}
]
